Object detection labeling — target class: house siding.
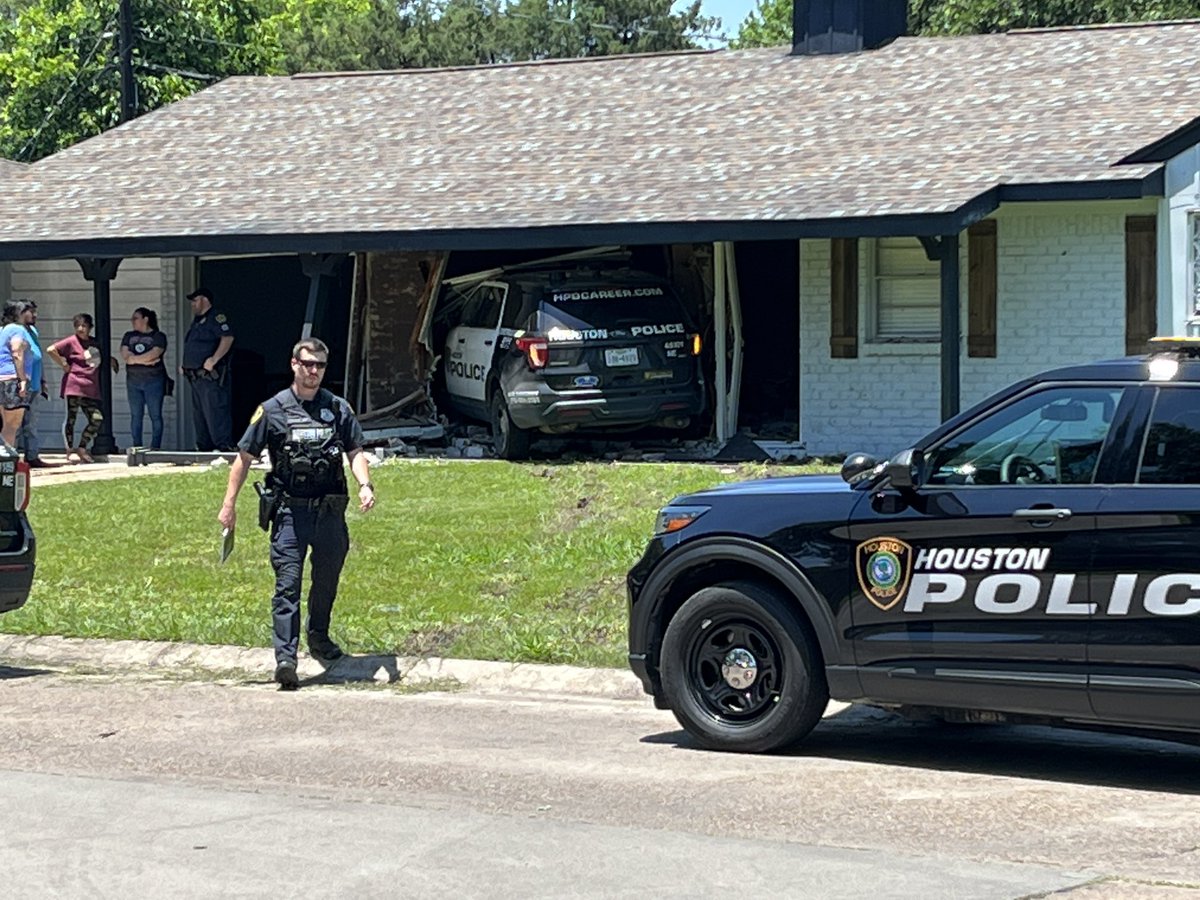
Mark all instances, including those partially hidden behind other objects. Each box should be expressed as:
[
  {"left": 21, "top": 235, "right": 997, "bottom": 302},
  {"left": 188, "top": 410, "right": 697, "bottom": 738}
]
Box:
[
  {"left": 799, "top": 203, "right": 1152, "bottom": 458},
  {"left": 7, "top": 258, "right": 179, "bottom": 454}
]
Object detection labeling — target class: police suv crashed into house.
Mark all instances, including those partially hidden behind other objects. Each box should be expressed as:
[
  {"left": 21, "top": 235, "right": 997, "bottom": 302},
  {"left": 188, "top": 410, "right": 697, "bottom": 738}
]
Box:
[
  {"left": 434, "top": 264, "right": 705, "bottom": 459},
  {"left": 627, "top": 339, "right": 1200, "bottom": 753}
]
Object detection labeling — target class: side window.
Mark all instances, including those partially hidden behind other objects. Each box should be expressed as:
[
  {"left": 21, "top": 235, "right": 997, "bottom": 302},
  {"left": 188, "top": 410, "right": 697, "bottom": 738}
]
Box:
[
  {"left": 500, "top": 285, "right": 525, "bottom": 330},
  {"left": 462, "top": 285, "right": 505, "bottom": 329},
  {"left": 925, "top": 386, "right": 1124, "bottom": 486},
  {"left": 1137, "top": 387, "right": 1200, "bottom": 484}
]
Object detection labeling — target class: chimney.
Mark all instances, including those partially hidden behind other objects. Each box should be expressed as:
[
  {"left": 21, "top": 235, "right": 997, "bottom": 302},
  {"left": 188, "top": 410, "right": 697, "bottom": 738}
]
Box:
[{"left": 792, "top": 0, "right": 907, "bottom": 55}]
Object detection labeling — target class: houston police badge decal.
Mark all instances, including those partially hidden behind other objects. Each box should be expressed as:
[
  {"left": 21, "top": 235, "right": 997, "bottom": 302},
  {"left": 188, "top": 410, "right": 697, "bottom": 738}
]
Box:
[{"left": 856, "top": 537, "right": 913, "bottom": 611}]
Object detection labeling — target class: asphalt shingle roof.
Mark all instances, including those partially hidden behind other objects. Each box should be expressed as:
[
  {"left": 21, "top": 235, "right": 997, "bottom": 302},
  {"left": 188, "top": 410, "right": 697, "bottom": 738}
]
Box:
[{"left": 0, "top": 21, "right": 1196, "bottom": 257}]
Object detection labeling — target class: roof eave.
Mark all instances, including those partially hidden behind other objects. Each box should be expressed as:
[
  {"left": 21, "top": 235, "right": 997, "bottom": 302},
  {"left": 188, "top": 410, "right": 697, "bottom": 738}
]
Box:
[
  {"left": 1120, "top": 115, "right": 1200, "bottom": 164},
  {"left": 0, "top": 172, "right": 1162, "bottom": 262}
]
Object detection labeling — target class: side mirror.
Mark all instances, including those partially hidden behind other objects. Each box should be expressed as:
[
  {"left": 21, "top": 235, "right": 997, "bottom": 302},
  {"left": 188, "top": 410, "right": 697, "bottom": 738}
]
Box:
[
  {"left": 840, "top": 452, "right": 879, "bottom": 485},
  {"left": 887, "top": 448, "right": 924, "bottom": 491}
]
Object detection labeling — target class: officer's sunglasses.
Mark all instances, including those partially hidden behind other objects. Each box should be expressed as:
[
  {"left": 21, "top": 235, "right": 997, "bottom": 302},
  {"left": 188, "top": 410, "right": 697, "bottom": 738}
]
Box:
[{"left": 295, "top": 357, "right": 328, "bottom": 370}]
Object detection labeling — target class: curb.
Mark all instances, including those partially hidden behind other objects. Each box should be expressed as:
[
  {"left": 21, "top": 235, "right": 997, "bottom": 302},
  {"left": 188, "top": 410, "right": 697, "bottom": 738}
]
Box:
[{"left": 0, "top": 633, "right": 646, "bottom": 700}]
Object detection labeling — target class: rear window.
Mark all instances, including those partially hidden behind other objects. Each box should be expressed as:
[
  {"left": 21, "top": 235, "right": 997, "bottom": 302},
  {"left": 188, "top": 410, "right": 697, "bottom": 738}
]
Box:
[{"left": 538, "top": 286, "right": 689, "bottom": 335}]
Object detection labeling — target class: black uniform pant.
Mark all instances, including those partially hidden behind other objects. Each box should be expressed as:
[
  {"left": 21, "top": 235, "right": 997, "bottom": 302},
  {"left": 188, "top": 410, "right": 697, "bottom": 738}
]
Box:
[
  {"left": 269, "top": 499, "right": 350, "bottom": 663},
  {"left": 189, "top": 374, "right": 234, "bottom": 451}
]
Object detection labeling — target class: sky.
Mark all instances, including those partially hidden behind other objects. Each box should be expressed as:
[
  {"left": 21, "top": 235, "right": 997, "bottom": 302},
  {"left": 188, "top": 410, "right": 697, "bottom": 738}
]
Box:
[{"left": 690, "top": 0, "right": 761, "bottom": 46}]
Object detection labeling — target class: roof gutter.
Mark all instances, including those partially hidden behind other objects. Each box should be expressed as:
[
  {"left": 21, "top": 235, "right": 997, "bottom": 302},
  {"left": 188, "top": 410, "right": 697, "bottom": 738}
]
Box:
[{"left": 0, "top": 172, "right": 1163, "bottom": 262}]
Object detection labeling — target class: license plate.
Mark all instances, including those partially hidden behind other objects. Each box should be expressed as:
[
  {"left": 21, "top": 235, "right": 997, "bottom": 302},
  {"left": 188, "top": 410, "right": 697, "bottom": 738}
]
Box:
[{"left": 605, "top": 347, "right": 639, "bottom": 367}]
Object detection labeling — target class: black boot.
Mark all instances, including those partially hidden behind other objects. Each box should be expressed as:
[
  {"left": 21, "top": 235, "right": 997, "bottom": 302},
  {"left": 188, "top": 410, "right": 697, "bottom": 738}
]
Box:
[
  {"left": 274, "top": 659, "right": 299, "bottom": 690},
  {"left": 306, "top": 631, "right": 344, "bottom": 662}
]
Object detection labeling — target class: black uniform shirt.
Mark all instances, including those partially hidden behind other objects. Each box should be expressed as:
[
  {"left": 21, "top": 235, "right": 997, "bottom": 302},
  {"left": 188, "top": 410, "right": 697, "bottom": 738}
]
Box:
[
  {"left": 239, "top": 388, "right": 365, "bottom": 494},
  {"left": 182, "top": 309, "right": 233, "bottom": 369}
]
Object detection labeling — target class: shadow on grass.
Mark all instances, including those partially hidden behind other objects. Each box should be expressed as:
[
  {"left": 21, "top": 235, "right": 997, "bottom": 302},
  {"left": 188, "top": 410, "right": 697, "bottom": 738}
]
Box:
[
  {"left": 0, "top": 664, "right": 51, "bottom": 681},
  {"left": 642, "top": 703, "right": 1200, "bottom": 794}
]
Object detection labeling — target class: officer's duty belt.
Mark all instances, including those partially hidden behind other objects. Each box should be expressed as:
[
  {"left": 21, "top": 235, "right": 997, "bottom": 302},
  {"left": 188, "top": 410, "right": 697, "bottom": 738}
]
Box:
[{"left": 280, "top": 494, "right": 346, "bottom": 511}]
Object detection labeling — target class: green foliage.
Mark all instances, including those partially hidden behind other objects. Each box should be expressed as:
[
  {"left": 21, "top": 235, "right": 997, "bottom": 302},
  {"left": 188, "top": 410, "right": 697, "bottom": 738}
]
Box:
[
  {"left": 0, "top": 0, "right": 284, "bottom": 160},
  {"left": 729, "top": 0, "right": 788, "bottom": 49},
  {"left": 4, "top": 459, "right": 832, "bottom": 667},
  {"left": 734, "top": 0, "right": 1200, "bottom": 48},
  {"left": 0, "top": 0, "right": 718, "bottom": 161},
  {"left": 913, "top": 0, "right": 1200, "bottom": 34}
]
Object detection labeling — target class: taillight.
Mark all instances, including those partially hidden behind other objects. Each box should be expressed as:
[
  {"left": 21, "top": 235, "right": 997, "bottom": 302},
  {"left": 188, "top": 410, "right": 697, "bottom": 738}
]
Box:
[
  {"left": 689, "top": 333, "right": 702, "bottom": 356},
  {"left": 515, "top": 335, "right": 549, "bottom": 369},
  {"left": 14, "top": 459, "right": 28, "bottom": 511}
]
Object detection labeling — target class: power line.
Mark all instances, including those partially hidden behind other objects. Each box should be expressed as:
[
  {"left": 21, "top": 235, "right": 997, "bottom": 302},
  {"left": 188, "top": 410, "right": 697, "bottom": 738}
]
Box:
[
  {"left": 135, "top": 26, "right": 258, "bottom": 53},
  {"left": 17, "top": 18, "right": 118, "bottom": 161},
  {"left": 136, "top": 61, "right": 219, "bottom": 82}
]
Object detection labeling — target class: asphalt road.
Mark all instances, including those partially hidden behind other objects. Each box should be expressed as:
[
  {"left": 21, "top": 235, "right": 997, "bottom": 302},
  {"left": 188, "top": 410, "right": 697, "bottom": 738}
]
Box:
[{"left": 2, "top": 665, "right": 1199, "bottom": 899}]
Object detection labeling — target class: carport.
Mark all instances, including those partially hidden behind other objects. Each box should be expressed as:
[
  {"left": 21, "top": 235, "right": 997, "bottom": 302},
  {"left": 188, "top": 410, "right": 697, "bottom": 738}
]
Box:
[{"left": 0, "top": 3, "right": 1186, "bottom": 455}]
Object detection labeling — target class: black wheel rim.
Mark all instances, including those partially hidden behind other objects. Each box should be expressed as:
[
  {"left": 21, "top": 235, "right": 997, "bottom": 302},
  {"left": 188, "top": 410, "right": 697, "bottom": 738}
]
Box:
[{"left": 683, "top": 614, "right": 785, "bottom": 726}]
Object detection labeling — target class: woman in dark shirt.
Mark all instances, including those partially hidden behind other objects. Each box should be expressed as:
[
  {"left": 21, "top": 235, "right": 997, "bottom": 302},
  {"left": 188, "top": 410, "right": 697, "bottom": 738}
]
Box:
[{"left": 120, "top": 307, "right": 168, "bottom": 450}]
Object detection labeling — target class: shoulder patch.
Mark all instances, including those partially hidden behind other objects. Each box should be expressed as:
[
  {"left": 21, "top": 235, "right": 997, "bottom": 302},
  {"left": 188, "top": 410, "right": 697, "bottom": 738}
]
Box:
[
  {"left": 249, "top": 404, "right": 264, "bottom": 425},
  {"left": 215, "top": 314, "right": 227, "bottom": 323}
]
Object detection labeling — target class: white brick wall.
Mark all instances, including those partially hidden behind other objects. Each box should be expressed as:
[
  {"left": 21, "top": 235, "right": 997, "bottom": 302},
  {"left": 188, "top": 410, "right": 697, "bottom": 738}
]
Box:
[
  {"left": 8, "top": 258, "right": 180, "bottom": 454},
  {"left": 799, "top": 205, "right": 1141, "bottom": 458}
]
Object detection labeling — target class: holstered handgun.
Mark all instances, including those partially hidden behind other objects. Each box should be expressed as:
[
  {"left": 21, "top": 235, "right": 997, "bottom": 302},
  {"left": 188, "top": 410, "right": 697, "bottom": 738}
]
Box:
[{"left": 253, "top": 481, "right": 279, "bottom": 532}]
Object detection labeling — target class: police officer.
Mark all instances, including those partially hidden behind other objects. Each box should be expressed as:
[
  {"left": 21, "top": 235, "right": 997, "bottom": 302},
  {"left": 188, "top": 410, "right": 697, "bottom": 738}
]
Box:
[
  {"left": 181, "top": 286, "right": 235, "bottom": 451},
  {"left": 217, "top": 337, "right": 376, "bottom": 690}
]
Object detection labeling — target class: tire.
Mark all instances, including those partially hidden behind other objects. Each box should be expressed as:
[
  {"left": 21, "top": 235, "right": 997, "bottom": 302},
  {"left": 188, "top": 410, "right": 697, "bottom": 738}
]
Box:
[
  {"left": 490, "top": 390, "right": 531, "bottom": 461},
  {"left": 660, "top": 581, "right": 829, "bottom": 753}
]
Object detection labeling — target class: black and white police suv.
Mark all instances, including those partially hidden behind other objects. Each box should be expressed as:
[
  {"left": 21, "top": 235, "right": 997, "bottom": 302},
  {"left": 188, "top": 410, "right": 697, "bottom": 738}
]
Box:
[
  {"left": 0, "top": 445, "right": 34, "bottom": 616},
  {"left": 438, "top": 267, "right": 705, "bottom": 459},
  {"left": 628, "top": 340, "right": 1200, "bottom": 753}
]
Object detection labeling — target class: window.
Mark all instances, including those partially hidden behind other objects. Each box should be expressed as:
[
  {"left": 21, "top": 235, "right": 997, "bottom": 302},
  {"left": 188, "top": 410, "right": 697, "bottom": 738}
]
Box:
[
  {"left": 1138, "top": 387, "right": 1200, "bottom": 484},
  {"left": 1191, "top": 213, "right": 1200, "bottom": 319},
  {"left": 925, "top": 386, "right": 1124, "bottom": 486},
  {"left": 870, "top": 237, "right": 939, "bottom": 342},
  {"left": 460, "top": 284, "right": 505, "bottom": 329}
]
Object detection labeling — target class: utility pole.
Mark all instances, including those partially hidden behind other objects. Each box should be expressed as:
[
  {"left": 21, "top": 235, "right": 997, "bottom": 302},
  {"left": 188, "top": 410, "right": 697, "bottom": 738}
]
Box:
[{"left": 117, "top": 0, "right": 137, "bottom": 123}]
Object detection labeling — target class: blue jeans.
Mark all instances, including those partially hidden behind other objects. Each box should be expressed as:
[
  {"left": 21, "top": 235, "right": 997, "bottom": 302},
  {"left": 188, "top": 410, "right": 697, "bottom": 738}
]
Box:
[
  {"left": 17, "top": 391, "right": 41, "bottom": 461},
  {"left": 128, "top": 378, "right": 165, "bottom": 449}
]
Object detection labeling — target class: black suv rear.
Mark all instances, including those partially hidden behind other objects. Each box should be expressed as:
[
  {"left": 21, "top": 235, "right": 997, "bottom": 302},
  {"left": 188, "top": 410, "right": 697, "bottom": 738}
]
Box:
[
  {"left": 439, "top": 267, "right": 705, "bottom": 458},
  {"left": 0, "top": 446, "right": 35, "bottom": 614}
]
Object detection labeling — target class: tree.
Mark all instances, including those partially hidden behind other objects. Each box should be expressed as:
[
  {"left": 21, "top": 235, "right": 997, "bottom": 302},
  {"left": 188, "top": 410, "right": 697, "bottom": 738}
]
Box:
[
  {"left": 729, "top": 0, "right": 787, "bottom": 49},
  {"left": 0, "top": 0, "right": 720, "bottom": 161},
  {"left": 913, "top": 0, "right": 1200, "bottom": 34},
  {"left": 0, "top": 0, "right": 286, "bottom": 160},
  {"left": 733, "top": 0, "right": 1200, "bottom": 49},
  {"left": 498, "top": 0, "right": 717, "bottom": 60}
]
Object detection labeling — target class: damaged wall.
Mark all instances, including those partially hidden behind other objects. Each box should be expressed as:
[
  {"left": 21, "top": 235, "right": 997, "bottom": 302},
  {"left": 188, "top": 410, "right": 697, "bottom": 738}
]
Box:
[{"left": 358, "top": 251, "right": 441, "bottom": 412}]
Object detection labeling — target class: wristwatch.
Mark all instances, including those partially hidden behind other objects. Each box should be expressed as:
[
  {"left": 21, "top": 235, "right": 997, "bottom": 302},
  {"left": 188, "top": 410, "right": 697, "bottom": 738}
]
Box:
[{"left": 361, "top": 481, "right": 375, "bottom": 491}]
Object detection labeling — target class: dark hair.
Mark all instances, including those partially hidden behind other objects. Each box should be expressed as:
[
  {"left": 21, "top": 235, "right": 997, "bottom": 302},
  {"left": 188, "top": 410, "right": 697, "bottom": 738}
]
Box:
[
  {"left": 133, "top": 307, "right": 158, "bottom": 330},
  {"left": 2, "top": 298, "right": 34, "bottom": 325},
  {"left": 73, "top": 312, "right": 94, "bottom": 329},
  {"left": 292, "top": 337, "right": 330, "bottom": 359}
]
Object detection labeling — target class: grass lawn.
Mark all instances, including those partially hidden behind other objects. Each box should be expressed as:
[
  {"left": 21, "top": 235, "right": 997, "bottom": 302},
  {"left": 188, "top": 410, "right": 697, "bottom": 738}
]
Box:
[{"left": 6, "top": 458, "right": 835, "bottom": 668}]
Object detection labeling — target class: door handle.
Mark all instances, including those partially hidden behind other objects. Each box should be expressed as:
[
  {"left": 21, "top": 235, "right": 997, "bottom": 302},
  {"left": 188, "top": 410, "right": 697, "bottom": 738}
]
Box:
[
  {"left": 484, "top": 340, "right": 493, "bottom": 346},
  {"left": 457, "top": 338, "right": 466, "bottom": 344},
  {"left": 1013, "top": 507, "right": 1072, "bottom": 526}
]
